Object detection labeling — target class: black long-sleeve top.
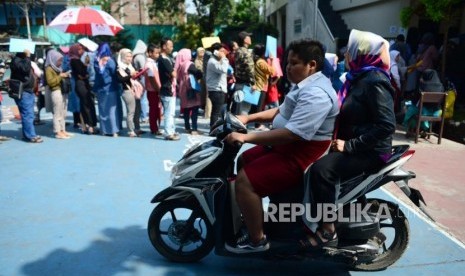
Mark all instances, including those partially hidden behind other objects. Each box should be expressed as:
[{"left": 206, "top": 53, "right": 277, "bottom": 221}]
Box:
[{"left": 10, "top": 54, "right": 34, "bottom": 91}]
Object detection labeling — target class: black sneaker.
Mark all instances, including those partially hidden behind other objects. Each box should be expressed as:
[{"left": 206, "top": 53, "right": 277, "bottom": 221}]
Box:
[{"left": 225, "top": 233, "right": 270, "bottom": 253}]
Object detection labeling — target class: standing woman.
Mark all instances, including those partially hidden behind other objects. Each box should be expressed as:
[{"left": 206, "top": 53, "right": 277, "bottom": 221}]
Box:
[
  {"left": 93, "top": 43, "right": 123, "bottom": 137},
  {"left": 10, "top": 50, "right": 42, "bottom": 143},
  {"left": 175, "top": 48, "right": 203, "bottom": 134},
  {"left": 69, "top": 43, "right": 98, "bottom": 134},
  {"left": 44, "top": 49, "right": 72, "bottom": 139},
  {"left": 300, "top": 30, "right": 396, "bottom": 250},
  {"left": 117, "top": 48, "right": 140, "bottom": 137},
  {"left": 251, "top": 44, "right": 275, "bottom": 130},
  {"left": 61, "top": 47, "right": 81, "bottom": 129}
]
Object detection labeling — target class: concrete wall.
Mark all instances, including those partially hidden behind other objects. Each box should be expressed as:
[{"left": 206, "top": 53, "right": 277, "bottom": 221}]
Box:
[
  {"left": 331, "top": 0, "right": 410, "bottom": 39},
  {"left": 286, "top": 1, "right": 336, "bottom": 52}
]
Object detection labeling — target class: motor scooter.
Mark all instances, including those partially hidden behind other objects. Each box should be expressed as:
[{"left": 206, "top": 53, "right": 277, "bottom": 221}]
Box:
[{"left": 147, "top": 112, "right": 430, "bottom": 271}]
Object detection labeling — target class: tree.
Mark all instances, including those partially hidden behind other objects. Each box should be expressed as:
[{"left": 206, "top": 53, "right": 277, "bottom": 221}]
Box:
[
  {"left": 231, "top": 0, "right": 261, "bottom": 26},
  {"left": 400, "top": 0, "right": 465, "bottom": 79},
  {"left": 147, "top": 0, "right": 274, "bottom": 49},
  {"left": 9, "top": 0, "right": 45, "bottom": 39}
]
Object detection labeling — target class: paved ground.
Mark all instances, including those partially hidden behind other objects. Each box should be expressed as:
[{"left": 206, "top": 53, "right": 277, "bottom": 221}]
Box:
[{"left": 1, "top": 93, "right": 464, "bottom": 275}]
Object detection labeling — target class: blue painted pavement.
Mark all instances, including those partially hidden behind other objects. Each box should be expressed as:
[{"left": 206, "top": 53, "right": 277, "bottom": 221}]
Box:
[{"left": 0, "top": 94, "right": 464, "bottom": 275}]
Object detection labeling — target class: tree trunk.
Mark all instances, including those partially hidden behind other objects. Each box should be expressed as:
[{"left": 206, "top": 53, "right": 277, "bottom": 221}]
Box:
[
  {"left": 23, "top": 4, "right": 31, "bottom": 40},
  {"left": 42, "top": 3, "right": 47, "bottom": 39},
  {"left": 441, "top": 26, "right": 448, "bottom": 81}
]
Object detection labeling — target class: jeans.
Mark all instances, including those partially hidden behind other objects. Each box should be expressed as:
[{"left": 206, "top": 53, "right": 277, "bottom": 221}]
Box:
[
  {"left": 183, "top": 106, "right": 199, "bottom": 131},
  {"left": 160, "top": 95, "right": 176, "bottom": 136},
  {"left": 208, "top": 90, "right": 226, "bottom": 127},
  {"left": 140, "top": 89, "right": 149, "bottom": 120},
  {"left": 139, "top": 76, "right": 149, "bottom": 120},
  {"left": 14, "top": 91, "right": 38, "bottom": 140}
]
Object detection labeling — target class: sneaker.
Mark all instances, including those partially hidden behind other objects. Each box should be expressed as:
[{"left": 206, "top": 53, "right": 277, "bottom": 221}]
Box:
[{"left": 225, "top": 233, "right": 270, "bottom": 254}]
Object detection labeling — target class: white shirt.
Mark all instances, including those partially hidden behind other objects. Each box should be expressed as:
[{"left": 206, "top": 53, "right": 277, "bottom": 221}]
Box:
[{"left": 273, "top": 72, "right": 339, "bottom": 141}]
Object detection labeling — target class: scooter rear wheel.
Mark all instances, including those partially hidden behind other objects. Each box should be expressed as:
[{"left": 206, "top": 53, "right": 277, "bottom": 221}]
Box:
[
  {"left": 353, "top": 199, "right": 410, "bottom": 271},
  {"left": 148, "top": 200, "right": 215, "bottom": 262}
]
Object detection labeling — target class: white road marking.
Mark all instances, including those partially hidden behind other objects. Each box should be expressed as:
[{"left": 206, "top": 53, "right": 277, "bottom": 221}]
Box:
[{"left": 381, "top": 187, "right": 465, "bottom": 249}]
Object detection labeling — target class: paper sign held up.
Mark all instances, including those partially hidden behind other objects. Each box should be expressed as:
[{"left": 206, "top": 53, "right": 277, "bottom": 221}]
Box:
[
  {"left": 201, "top": 37, "right": 221, "bottom": 49},
  {"left": 265, "top": 35, "right": 277, "bottom": 58},
  {"left": 9, "top": 38, "right": 36, "bottom": 54}
]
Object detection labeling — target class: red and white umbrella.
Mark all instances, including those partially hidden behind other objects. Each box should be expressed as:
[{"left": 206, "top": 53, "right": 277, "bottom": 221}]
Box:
[{"left": 48, "top": 7, "right": 124, "bottom": 36}]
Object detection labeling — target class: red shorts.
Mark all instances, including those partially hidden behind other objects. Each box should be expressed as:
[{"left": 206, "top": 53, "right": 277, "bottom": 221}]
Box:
[{"left": 241, "top": 140, "right": 331, "bottom": 197}]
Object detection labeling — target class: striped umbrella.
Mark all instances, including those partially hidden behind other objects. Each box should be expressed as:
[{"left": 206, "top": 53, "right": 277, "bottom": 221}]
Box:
[{"left": 48, "top": 7, "right": 124, "bottom": 36}]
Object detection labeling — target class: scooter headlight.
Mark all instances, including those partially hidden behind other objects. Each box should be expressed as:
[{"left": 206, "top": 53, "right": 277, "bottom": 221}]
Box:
[{"left": 170, "top": 164, "right": 180, "bottom": 181}]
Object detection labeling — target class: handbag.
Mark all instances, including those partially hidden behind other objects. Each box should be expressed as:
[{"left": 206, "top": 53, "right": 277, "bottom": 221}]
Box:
[
  {"left": 60, "top": 77, "right": 71, "bottom": 94},
  {"left": 8, "top": 79, "right": 24, "bottom": 100},
  {"left": 444, "top": 87, "right": 457, "bottom": 119},
  {"left": 130, "top": 79, "right": 144, "bottom": 99}
]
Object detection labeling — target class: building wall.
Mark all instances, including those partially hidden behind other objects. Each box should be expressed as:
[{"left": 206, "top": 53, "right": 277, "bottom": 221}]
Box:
[
  {"left": 331, "top": 0, "right": 409, "bottom": 39},
  {"left": 0, "top": 3, "right": 66, "bottom": 27},
  {"left": 266, "top": 0, "right": 337, "bottom": 52}
]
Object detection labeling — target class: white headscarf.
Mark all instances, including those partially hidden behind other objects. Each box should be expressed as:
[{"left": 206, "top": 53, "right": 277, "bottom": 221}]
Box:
[
  {"left": 45, "top": 49, "right": 63, "bottom": 73},
  {"left": 347, "top": 29, "right": 390, "bottom": 71},
  {"left": 117, "top": 48, "right": 136, "bottom": 74}
]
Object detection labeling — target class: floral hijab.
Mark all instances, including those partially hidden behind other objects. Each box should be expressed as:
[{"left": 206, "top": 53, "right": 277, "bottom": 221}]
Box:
[{"left": 338, "top": 29, "right": 391, "bottom": 106}]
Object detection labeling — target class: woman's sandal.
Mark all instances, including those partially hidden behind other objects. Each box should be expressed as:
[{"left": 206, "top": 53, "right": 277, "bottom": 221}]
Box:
[
  {"left": 28, "top": 137, "right": 43, "bottom": 143},
  {"left": 299, "top": 227, "right": 338, "bottom": 252}
]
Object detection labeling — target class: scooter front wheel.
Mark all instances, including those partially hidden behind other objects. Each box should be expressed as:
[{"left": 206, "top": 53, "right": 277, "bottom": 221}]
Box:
[{"left": 148, "top": 200, "right": 215, "bottom": 262}]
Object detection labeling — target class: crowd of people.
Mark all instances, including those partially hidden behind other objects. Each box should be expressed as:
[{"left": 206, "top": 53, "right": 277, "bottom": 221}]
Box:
[{"left": 0, "top": 31, "right": 289, "bottom": 143}]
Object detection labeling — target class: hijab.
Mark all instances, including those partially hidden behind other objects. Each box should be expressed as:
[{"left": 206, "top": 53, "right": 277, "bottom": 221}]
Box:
[
  {"left": 96, "top": 43, "right": 112, "bottom": 60},
  {"left": 174, "top": 48, "right": 193, "bottom": 94},
  {"left": 419, "top": 69, "right": 444, "bottom": 92},
  {"left": 117, "top": 48, "right": 136, "bottom": 74},
  {"left": 338, "top": 29, "right": 391, "bottom": 107},
  {"left": 69, "top": 43, "right": 83, "bottom": 60},
  {"left": 132, "top": 40, "right": 147, "bottom": 57},
  {"left": 175, "top": 48, "right": 192, "bottom": 77},
  {"left": 45, "top": 49, "right": 63, "bottom": 73},
  {"left": 96, "top": 43, "right": 112, "bottom": 72}
]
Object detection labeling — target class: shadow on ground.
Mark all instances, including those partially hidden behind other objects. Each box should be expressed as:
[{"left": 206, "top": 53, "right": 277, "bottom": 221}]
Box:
[{"left": 21, "top": 225, "right": 351, "bottom": 276}]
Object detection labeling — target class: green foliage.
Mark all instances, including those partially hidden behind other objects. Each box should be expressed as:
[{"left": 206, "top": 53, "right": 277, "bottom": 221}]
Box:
[
  {"left": 232, "top": 0, "right": 261, "bottom": 25},
  {"left": 400, "top": 7, "right": 414, "bottom": 27},
  {"left": 175, "top": 23, "right": 204, "bottom": 49},
  {"left": 147, "top": 0, "right": 184, "bottom": 23},
  {"left": 401, "top": 0, "right": 464, "bottom": 25},
  {"left": 148, "top": 29, "right": 164, "bottom": 46},
  {"left": 419, "top": 0, "right": 464, "bottom": 22}
]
